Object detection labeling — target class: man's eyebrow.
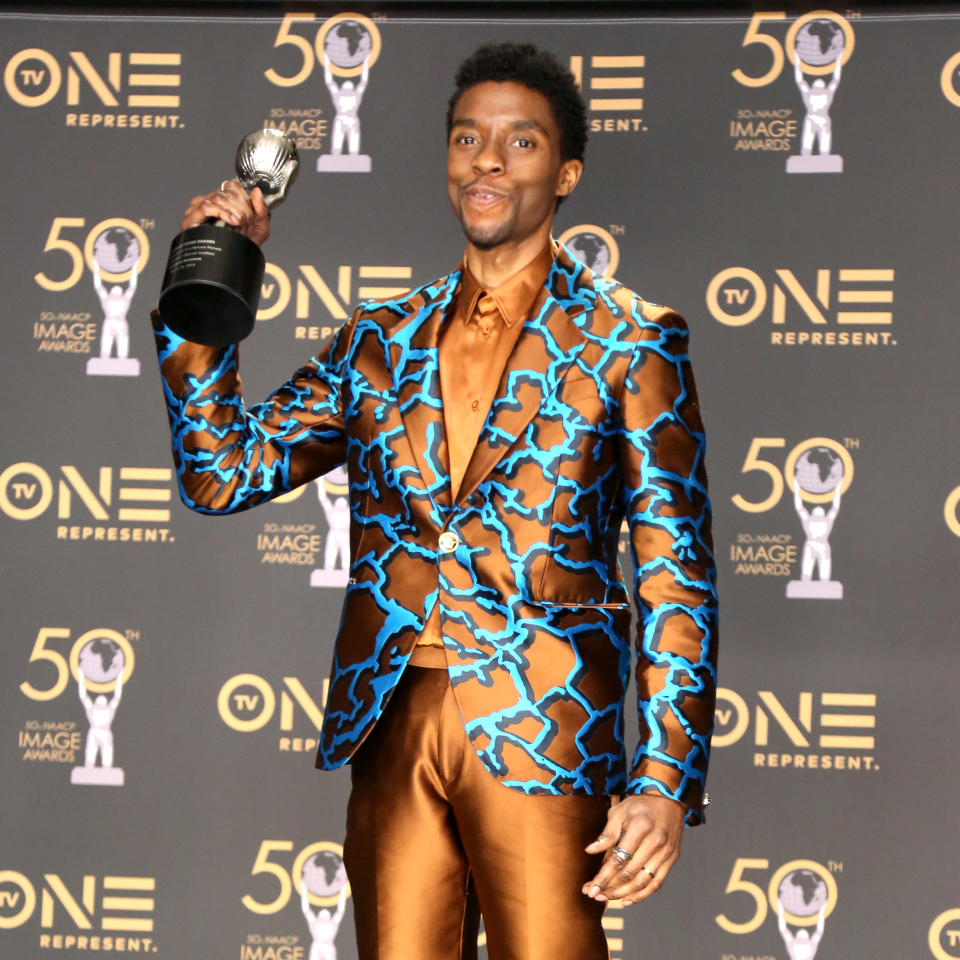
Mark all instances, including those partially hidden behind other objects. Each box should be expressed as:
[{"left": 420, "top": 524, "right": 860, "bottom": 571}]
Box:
[
  {"left": 510, "top": 119, "right": 549, "bottom": 134},
  {"left": 450, "top": 118, "right": 550, "bottom": 135}
]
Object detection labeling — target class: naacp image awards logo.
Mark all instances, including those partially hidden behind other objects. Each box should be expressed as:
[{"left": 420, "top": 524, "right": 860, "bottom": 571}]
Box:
[
  {"left": 316, "top": 15, "right": 381, "bottom": 173},
  {"left": 87, "top": 224, "right": 142, "bottom": 377}
]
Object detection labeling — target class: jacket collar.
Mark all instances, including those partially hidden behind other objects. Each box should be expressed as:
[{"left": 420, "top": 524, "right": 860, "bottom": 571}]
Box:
[{"left": 386, "top": 242, "right": 593, "bottom": 514}]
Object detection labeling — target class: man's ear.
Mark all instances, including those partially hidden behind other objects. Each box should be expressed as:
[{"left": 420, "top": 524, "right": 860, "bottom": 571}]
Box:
[{"left": 556, "top": 158, "right": 584, "bottom": 200}]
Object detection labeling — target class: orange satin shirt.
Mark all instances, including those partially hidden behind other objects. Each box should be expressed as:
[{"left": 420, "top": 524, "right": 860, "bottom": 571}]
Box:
[{"left": 414, "top": 242, "right": 554, "bottom": 653}]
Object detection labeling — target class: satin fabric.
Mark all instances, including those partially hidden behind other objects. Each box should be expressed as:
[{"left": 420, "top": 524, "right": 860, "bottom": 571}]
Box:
[
  {"left": 417, "top": 244, "right": 552, "bottom": 650},
  {"left": 344, "top": 664, "right": 611, "bottom": 960}
]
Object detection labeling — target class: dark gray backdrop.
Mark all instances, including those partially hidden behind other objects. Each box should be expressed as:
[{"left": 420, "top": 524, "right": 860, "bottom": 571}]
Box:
[{"left": 2, "top": 5, "right": 959, "bottom": 959}]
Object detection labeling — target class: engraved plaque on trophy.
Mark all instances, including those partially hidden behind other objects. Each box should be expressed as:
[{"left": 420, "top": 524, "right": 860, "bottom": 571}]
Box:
[{"left": 158, "top": 128, "right": 299, "bottom": 346}]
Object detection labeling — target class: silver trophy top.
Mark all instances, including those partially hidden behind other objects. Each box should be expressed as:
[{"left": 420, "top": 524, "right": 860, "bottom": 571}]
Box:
[{"left": 235, "top": 128, "right": 300, "bottom": 208}]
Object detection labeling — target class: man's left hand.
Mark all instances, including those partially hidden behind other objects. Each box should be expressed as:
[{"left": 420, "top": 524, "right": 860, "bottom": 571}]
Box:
[{"left": 581, "top": 793, "right": 685, "bottom": 906}]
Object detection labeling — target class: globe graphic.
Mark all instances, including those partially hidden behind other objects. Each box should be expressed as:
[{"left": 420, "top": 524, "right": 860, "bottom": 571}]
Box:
[
  {"left": 93, "top": 227, "right": 140, "bottom": 274},
  {"left": 778, "top": 869, "right": 828, "bottom": 918},
  {"left": 302, "top": 851, "right": 348, "bottom": 897},
  {"left": 795, "top": 447, "right": 844, "bottom": 495},
  {"left": 78, "top": 638, "right": 125, "bottom": 684},
  {"left": 795, "top": 19, "right": 845, "bottom": 67},
  {"left": 324, "top": 21, "right": 372, "bottom": 70},
  {"left": 567, "top": 233, "right": 611, "bottom": 275}
]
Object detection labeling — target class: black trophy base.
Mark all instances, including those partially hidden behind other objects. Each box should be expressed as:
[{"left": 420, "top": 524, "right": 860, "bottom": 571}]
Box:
[{"left": 158, "top": 223, "right": 265, "bottom": 347}]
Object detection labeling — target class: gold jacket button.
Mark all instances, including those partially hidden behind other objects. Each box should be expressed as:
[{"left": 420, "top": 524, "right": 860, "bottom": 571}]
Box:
[{"left": 438, "top": 531, "right": 460, "bottom": 554}]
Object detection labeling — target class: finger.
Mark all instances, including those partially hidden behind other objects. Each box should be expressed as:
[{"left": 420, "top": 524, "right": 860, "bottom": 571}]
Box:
[
  {"left": 586, "top": 814, "right": 654, "bottom": 895},
  {"left": 618, "top": 851, "right": 679, "bottom": 907},
  {"left": 601, "top": 825, "right": 678, "bottom": 901},
  {"left": 584, "top": 804, "right": 626, "bottom": 855},
  {"left": 250, "top": 186, "right": 269, "bottom": 216}
]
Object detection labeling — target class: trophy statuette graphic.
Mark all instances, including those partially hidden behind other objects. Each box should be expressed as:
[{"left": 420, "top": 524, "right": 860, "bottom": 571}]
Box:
[{"left": 158, "top": 128, "right": 299, "bottom": 346}]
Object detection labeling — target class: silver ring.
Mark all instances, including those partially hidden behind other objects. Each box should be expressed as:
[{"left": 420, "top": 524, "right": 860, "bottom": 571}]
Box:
[
  {"left": 640, "top": 864, "right": 656, "bottom": 879},
  {"left": 612, "top": 845, "right": 632, "bottom": 864},
  {"left": 220, "top": 179, "right": 232, "bottom": 191}
]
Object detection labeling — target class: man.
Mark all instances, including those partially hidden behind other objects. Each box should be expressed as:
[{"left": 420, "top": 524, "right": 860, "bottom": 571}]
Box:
[{"left": 154, "top": 43, "right": 717, "bottom": 960}]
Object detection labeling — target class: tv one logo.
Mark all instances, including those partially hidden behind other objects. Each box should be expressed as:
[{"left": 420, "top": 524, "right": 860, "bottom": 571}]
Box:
[
  {"left": 3, "top": 47, "right": 181, "bottom": 116},
  {"left": 0, "top": 462, "right": 172, "bottom": 527},
  {"left": 930, "top": 908, "right": 960, "bottom": 960},
  {"left": 945, "top": 485, "right": 960, "bottom": 538},
  {"left": 258, "top": 261, "right": 413, "bottom": 336},
  {"left": 218, "top": 674, "right": 329, "bottom": 752},
  {"left": 714, "top": 687, "right": 877, "bottom": 769},
  {"left": 0, "top": 871, "right": 155, "bottom": 944},
  {"left": 706, "top": 267, "right": 896, "bottom": 345},
  {"left": 942, "top": 52, "right": 960, "bottom": 108}
]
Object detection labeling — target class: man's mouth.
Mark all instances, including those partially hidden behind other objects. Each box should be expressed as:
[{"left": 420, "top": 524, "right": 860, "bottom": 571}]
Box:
[{"left": 464, "top": 185, "right": 507, "bottom": 208}]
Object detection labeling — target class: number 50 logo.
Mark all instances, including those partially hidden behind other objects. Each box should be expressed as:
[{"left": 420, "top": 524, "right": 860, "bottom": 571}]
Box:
[
  {"left": 732, "top": 437, "right": 854, "bottom": 514},
  {"left": 242, "top": 840, "right": 349, "bottom": 913},
  {"left": 716, "top": 858, "right": 838, "bottom": 934}
]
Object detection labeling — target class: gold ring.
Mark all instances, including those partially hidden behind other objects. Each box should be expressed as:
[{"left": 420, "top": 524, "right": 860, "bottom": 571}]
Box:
[{"left": 640, "top": 864, "right": 656, "bottom": 879}]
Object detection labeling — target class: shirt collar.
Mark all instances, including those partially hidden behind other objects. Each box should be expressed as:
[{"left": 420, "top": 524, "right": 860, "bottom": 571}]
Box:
[{"left": 458, "top": 241, "right": 554, "bottom": 328}]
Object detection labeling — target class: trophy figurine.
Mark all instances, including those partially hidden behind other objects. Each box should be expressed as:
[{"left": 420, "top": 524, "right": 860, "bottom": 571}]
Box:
[{"left": 158, "top": 128, "right": 299, "bottom": 346}]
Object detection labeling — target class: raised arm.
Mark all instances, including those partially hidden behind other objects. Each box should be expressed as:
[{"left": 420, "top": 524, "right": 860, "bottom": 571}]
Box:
[
  {"left": 153, "top": 311, "right": 358, "bottom": 514},
  {"left": 77, "top": 669, "right": 92, "bottom": 708},
  {"left": 356, "top": 56, "right": 370, "bottom": 96},
  {"left": 829, "top": 55, "right": 842, "bottom": 91},
  {"left": 324, "top": 57, "right": 338, "bottom": 99},
  {"left": 793, "top": 50, "right": 809, "bottom": 92},
  {"left": 124, "top": 263, "right": 138, "bottom": 303},
  {"left": 153, "top": 182, "right": 356, "bottom": 514}
]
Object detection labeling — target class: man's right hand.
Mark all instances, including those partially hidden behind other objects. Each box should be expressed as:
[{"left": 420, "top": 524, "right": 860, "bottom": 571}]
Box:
[{"left": 180, "top": 182, "right": 271, "bottom": 246}]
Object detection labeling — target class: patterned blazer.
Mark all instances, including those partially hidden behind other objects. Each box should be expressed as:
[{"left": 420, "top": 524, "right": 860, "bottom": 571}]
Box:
[{"left": 153, "top": 243, "right": 718, "bottom": 824}]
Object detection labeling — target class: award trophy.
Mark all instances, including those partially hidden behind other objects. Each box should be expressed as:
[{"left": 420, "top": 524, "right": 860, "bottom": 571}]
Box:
[{"left": 158, "top": 128, "right": 299, "bottom": 346}]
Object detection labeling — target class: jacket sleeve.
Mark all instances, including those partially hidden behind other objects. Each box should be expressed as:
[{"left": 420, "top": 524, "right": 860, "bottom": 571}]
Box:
[
  {"left": 616, "top": 305, "right": 718, "bottom": 825},
  {"left": 151, "top": 309, "right": 358, "bottom": 514}
]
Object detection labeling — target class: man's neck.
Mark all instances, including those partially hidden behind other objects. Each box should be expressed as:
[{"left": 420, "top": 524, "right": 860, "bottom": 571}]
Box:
[{"left": 465, "top": 223, "right": 553, "bottom": 289}]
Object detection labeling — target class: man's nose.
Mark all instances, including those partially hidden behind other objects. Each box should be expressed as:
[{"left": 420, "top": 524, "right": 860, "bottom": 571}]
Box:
[{"left": 472, "top": 140, "right": 504, "bottom": 174}]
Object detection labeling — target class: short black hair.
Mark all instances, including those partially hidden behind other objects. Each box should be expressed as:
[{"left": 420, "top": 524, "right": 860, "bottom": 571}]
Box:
[{"left": 446, "top": 42, "right": 588, "bottom": 165}]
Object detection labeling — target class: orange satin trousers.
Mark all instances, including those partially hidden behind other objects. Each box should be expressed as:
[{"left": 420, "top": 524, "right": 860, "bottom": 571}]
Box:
[{"left": 343, "top": 660, "right": 612, "bottom": 960}]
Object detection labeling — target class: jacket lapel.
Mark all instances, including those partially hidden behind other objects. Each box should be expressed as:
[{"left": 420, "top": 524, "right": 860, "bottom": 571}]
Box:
[
  {"left": 454, "top": 248, "right": 592, "bottom": 505},
  {"left": 386, "top": 273, "right": 459, "bottom": 513}
]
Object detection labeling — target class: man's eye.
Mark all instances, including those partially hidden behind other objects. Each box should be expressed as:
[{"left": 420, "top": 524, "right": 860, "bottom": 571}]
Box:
[
  {"left": 514, "top": 138, "right": 534, "bottom": 148},
  {"left": 457, "top": 135, "right": 476, "bottom": 145}
]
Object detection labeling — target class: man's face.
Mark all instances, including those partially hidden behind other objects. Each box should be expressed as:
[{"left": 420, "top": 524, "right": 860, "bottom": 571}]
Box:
[{"left": 447, "top": 81, "right": 581, "bottom": 251}]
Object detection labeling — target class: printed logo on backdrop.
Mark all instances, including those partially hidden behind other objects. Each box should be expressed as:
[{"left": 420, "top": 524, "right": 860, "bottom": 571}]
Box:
[
  {"left": 942, "top": 52, "right": 960, "bottom": 108},
  {"left": 33, "top": 216, "right": 152, "bottom": 374},
  {"left": 716, "top": 857, "right": 840, "bottom": 958},
  {"left": 263, "top": 12, "right": 382, "bottom": 171},
  {"left": 218, "top": 673, "right": 327, "bottom": 755},
  {"left": 729, "top": 11, "right": 855, "bottom": 172},
  {"left": 2, "top": 44, "right": 183, "bottom": 129},
  {"left": 729, "top": 436, "right": 854, "bottom": 597},
  {"left": 557, "top": 224, "right": 621, "bottom": 278},
  {"left": 707, "top": 266, "right": 897, "bottom": 348},
  {"left": 0, "top": 461, "right": 175, "bottom": 544},
  {"left": 714, "top": 686, "right": 877, "bottom": 772},
  {"left": 256, "top": 257, "right": 414, "bottom": 342},
  {"left": 930, "top": 908, "right": 960, "bottom": 960},
  {"left": 569, "top": 54, "right": 646, "bottom": 134},
  {"left": 240, "top": 840, "right": 349, "bottom": 960},
  {"left": 0, "top": 870, "right": 157, "bottom": 952},
  {"left": 17, "top": 627, "right": 138, "bottom": 786},
  {"left": 945, "top": 485, "right": 960, "bottom": 539}
]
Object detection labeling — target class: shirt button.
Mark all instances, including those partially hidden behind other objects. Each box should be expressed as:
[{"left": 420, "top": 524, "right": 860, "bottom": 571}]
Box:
[
  {"left": 438, "top": 531, "right": 460, "bottom": 553},
  {"left": 481, "top": 326, "right": 492, "bottom": 337},
  {"left": 471, "top": 399, "right": 479, "bottom": 411}
]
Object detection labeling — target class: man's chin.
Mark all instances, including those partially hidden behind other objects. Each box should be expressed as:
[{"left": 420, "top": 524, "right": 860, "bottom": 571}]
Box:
[{"left": 459, "top": 217, "right": 514, "bottom": 251}]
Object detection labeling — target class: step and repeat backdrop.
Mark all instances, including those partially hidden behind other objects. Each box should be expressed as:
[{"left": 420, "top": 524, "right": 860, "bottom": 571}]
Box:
[{"left": 2, "top": 5, "right": 959, "bottom": 959}]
